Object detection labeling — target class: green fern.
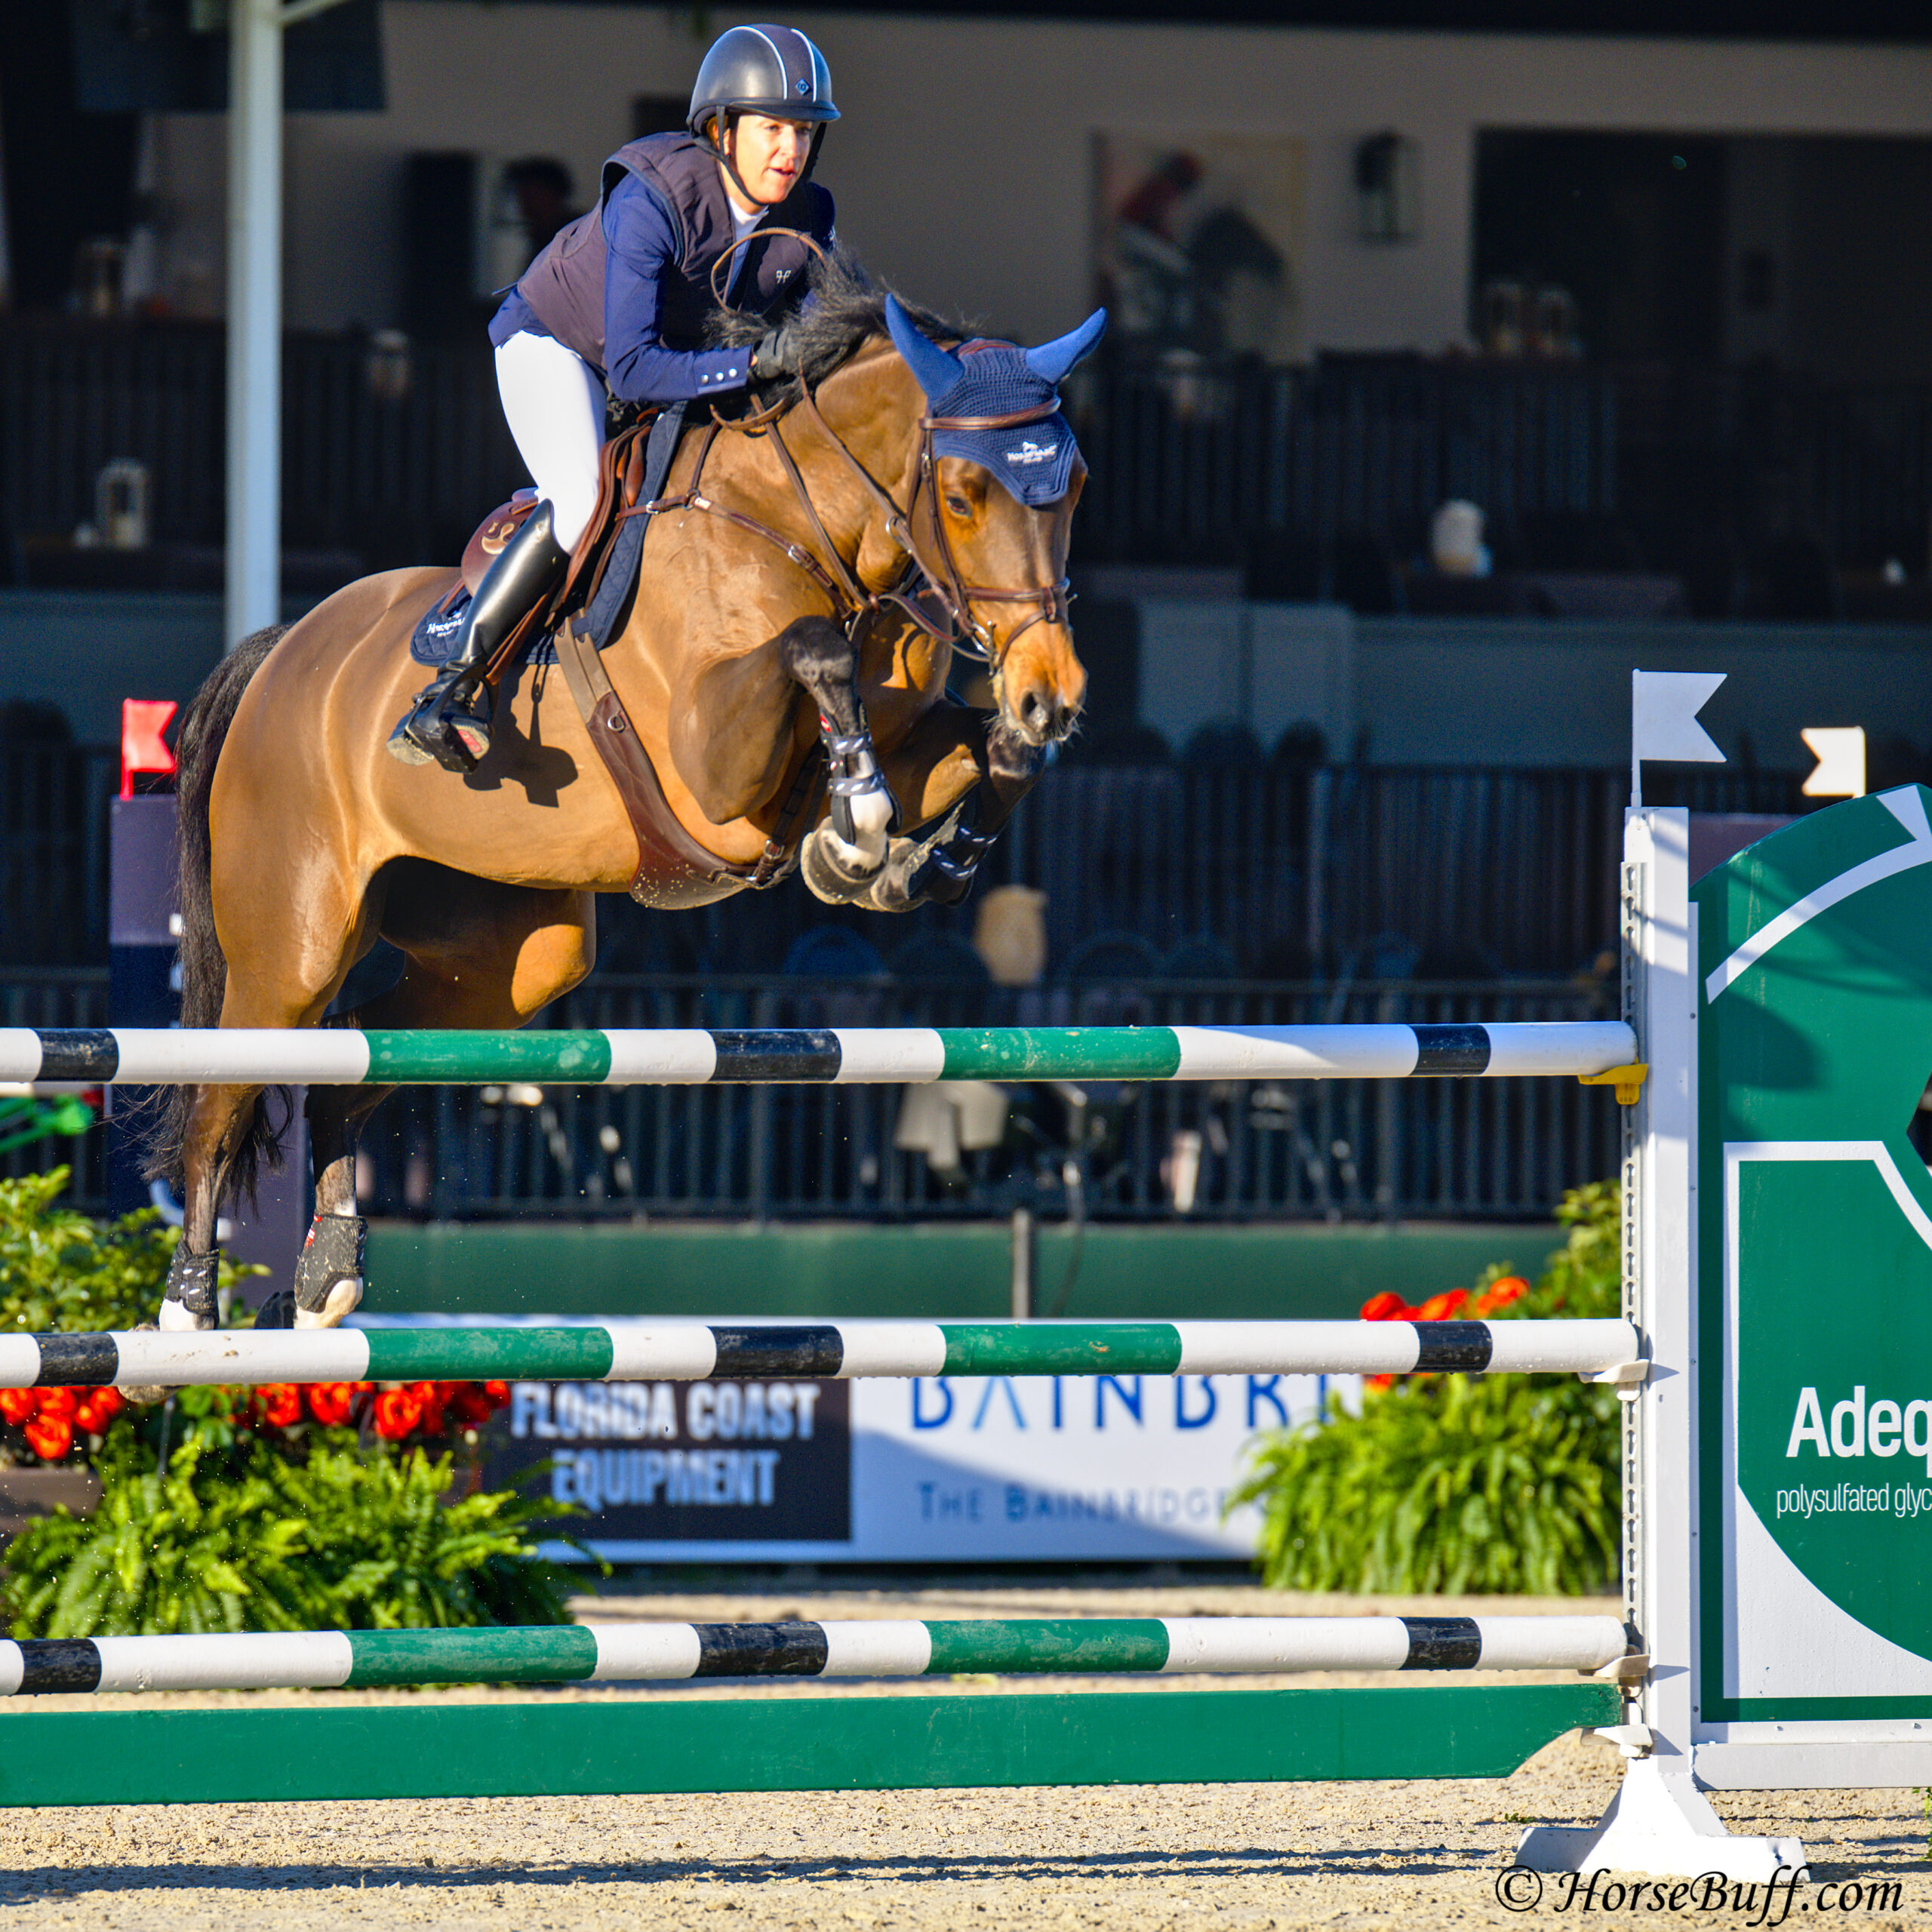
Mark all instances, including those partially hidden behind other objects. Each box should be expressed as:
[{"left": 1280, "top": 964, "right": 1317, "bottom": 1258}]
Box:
[
  {"left": 3, "top": 1432, "right": 583, "bottom": 1638},
  {"left": 0, "top": 1169, "right": 263, "bottom": 1336},
  {"left": 1229, "top": 1183, "right": 1625, "bottom": 1595}
]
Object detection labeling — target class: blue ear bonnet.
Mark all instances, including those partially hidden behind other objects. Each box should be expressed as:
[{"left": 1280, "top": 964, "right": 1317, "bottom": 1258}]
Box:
[{"left": 886, "top": 298, "right": 1107, "bottom": 508}]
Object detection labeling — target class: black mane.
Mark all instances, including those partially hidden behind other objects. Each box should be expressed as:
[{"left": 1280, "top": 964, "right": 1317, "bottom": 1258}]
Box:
[{"left": 706, "top": 248, "right": 961, "bottom": 395}]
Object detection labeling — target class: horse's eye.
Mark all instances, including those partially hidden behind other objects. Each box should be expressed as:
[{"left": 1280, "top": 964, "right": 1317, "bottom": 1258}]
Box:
[{"left": 945, "top": 494, "right": 971, "bottom": 518}]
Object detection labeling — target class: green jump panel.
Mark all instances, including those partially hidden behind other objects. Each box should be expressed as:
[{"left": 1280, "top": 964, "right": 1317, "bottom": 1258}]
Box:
[{"left": 0, "top": 1683, "right": 1617, "bottom": 1807}]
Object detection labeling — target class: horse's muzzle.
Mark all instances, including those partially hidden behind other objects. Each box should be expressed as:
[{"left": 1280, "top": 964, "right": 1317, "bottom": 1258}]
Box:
[{"left": 1014, "top": 685, "right": 1078, "bottom": 748}]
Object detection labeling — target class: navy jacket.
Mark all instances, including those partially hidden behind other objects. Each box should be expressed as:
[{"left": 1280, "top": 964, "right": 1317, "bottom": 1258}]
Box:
[{"left": 491, "top": 132, "right": 834, "bottom": 405}]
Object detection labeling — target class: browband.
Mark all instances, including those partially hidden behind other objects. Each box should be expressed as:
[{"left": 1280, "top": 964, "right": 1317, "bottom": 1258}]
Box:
[{"left": 918, "top": 399, "right": 1062, "bottom": 434}]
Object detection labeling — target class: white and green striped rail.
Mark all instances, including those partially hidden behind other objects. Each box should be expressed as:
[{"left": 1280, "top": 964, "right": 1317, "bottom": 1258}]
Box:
[
  {"left": 0, "top": 1614, "right": 1631, "bottom": 1697},
  {"left": 0, "top": 1317, "right": 1643, "bottom": 1389},
  {"left": 0, "top": 1021, "right": 1638, "bottom": 1087}
]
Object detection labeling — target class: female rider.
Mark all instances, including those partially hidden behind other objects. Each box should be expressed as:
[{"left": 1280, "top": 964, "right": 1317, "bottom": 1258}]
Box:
[{"left": 390, "top": 23, "right": 839, "bottom": 772}]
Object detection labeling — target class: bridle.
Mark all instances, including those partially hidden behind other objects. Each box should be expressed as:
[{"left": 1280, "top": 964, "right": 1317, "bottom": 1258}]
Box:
[
  {"left": 637, "top": 329, "right": 1074, "bottom": 678},
  {"left": 912, "top": 398, "right": 1074, "bottom": 664}
]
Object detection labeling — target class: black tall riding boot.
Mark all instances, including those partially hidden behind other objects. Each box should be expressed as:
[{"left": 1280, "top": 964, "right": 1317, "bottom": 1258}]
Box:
[{"left": 388, "top": 500, "right": 571, "bottom": 772}]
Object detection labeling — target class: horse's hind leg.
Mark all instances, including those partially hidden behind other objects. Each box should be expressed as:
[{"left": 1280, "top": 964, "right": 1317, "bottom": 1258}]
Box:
[
  {"left": 263, "top": 1081, "right": 391, "bottom": 1331},
  {"left": 269, "top": 866, "right": 596, "bottom": 1330}
]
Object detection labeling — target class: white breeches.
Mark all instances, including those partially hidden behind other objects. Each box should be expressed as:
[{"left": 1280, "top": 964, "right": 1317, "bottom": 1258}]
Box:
[{"left": 494, "top": 331, "right": 607, "bottom": 551}]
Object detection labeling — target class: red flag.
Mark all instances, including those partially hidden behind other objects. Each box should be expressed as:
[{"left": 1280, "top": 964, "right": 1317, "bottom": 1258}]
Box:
[{"left": 120, "top": 699, "right": 178, "bottom": 798}]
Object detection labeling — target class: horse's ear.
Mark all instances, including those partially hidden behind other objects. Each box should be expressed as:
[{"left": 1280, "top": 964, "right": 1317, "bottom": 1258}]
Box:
[
  {"left": 885, "top": 294, "right": 964, "bottom": 400},
  {"left": 1025, "top": 309, "right": 1109, "bottom": 387}
]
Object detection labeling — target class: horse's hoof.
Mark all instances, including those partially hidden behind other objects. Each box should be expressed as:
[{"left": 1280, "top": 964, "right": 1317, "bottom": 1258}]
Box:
[
  {"left": 800, "top": 824, "right": 883, "bottom": 904},
  {"left": 155, "top": 1294, "right": 215, "bottom": 1334},
  {"left": 294, "top": 1215, "right": 365, "bottom": 1325},
  {"left": 254, "top": 1289, "right": 297, "bottom": 1330},
  {"left": 294, "top": 1278, "right": 362, "bottom": 1330}
]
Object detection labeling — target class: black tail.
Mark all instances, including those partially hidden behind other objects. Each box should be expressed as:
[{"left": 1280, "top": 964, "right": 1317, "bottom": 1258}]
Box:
[{"left": 143, "top": 626, "right": 294, "bottom": 1208}]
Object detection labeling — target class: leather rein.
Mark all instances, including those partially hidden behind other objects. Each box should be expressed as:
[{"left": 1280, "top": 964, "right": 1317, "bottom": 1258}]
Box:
[{"left": 632, "top": 381, "right": 1072, "bottom": 674}]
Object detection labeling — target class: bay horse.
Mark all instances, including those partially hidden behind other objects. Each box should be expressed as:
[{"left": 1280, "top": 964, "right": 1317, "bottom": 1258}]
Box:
[{"left": 147, "top": 264, "right": 1100, "bottom": 1332}]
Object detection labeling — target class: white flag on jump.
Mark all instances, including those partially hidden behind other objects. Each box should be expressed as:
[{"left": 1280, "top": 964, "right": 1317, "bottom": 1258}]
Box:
[{"left": 1630, "top": 669, "right": 1725, "bottom": 807}]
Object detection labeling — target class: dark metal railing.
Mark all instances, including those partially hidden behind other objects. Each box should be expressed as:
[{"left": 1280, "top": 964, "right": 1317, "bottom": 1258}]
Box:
[
  {"left": 0, "top": 746, "right": 116, "bottom": 965},
  {"left": 0, "top": 746, "right": 1801, "bottom": 974},
  {"left": 3, "top": 319, "right": 1924, "bottom": 577},
  {"left": 1069, "top": 357, "right": 1617, "bottom": 561}
]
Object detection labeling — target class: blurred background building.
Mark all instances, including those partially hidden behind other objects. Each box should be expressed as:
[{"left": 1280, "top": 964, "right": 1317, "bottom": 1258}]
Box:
[{"left": 3, "top": 0, "right": 1929, "bottom": 1305}]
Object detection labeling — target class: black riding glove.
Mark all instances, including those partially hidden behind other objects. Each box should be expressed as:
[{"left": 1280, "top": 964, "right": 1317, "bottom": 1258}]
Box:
[{"left": 752, "top": 319, "right": 807, "bottom": 380}]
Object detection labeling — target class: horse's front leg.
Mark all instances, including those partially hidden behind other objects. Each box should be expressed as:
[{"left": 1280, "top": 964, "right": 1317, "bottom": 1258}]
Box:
[
  {"left": 774, "top": 616, "right": 901, "bottom": 899},
  {"left": 861, "top": 707, "right": 1048, "bottom": 913}
]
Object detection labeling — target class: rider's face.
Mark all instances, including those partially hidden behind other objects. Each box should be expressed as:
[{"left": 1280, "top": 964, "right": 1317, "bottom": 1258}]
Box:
[{"left": 721, "top": 115, "right": 811, "bottom": 209}]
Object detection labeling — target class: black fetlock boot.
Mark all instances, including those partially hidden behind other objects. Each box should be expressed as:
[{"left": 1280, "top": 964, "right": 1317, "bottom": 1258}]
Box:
[
  {"left": 388, "top": 501, "right": 570, "bottom": 773},
  {"left": 258, "top": 1215, "right": 365, "bottom": 1330},
  {"left": 158, "top": 1239, "right": 221, "bottom": 1333},
  {"left": 912, "top": 819, "right": 995, "bottom": 906}
]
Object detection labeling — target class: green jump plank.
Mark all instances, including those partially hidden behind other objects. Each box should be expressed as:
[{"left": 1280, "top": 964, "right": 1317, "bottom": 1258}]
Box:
[
  {"left": 936, "top": 1028, "right": 1184, "bottom": 1081},
  {"left": 923, "top": 1620, "right": 1171, "bottom": 1675},
  {"left": 343, "top": 1626, "right": 598, "bottom": 1689},
  {"left": 363, "top": 1031, "right": 614, "bottom": 1084},
  {"left": 937, "top": 1323, "right": 1185, "bottom": 1377},
  {"left": 0, "top": 1684, "right": 1619, "bottom": 1807},
  {"left": 360, "top": 1326, "right": 617, "bottom": 1383}
]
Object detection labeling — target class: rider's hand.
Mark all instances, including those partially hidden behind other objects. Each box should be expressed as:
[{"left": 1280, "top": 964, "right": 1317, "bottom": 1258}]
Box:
[{"left": 752, "top": 320, "right": 806, "bottom": 380}]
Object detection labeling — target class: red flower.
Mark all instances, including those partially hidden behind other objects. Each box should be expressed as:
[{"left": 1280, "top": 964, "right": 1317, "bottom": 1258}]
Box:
[
  {"left": 255, "top": 1384, "right": 303, "bottom": 1429},
  {"left": 482, "top": 1380, "right": 509, "bottom": 1407},
  {"left": 1366, "top": 1372, "right": 1397, "bottom": 1393},
  {"left": 1414, "top": 1290, "right": 1469, "bottom": 1323},
  {"left": 372, "top": 1387, "right": 423, "bottom": 1440},
  {"left": 72, "top": 1389, "right": 123, "bottom": 1435},
  {"left": 1359, "top": 1291, "right": 1407, "bottom": 1323},
  {"left": 405, "top": 1382, "right": 448, "bottom": 1435},
  {"left": 23, "top": 1416, "right": 72, "bottom": 1462},
  {"left": 0, "top": 1387, "right": 36, "bottom": 1426},
  {"left": 445, "top": 1384, "right": 494, "bottom": 1428},
  {"left": 1474, "top": 1275, "right": 1530, "bottom": 1316},
  {"left": 305, "top": 1383, "right": 358, "bottom": 1427}
]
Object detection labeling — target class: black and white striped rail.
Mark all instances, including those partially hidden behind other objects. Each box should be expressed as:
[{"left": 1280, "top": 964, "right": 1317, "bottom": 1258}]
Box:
[
  {"left": 0, "top": 1615, "right": 1633, "bottom": 1696},
  {"left": 0, "top": 1022, "right": 1640, "bottom": 1087},
  {"left": 0, "top": 1318, "right": 1645, "bottom": 1389}
]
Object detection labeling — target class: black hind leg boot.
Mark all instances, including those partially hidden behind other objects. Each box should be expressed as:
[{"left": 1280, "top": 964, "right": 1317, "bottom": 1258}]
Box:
[{"left": 388, "top": 500, "right": 570, "bottom": 773}]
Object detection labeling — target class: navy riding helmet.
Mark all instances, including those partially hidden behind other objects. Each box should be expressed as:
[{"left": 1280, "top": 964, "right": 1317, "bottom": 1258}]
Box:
[{"left": 690, "top": 25, "right": 838, "bottom": 151}]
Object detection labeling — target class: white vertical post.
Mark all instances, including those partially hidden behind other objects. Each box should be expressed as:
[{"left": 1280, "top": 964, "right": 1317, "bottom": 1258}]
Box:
[
  {"left": 1629, "top": 805, "right": 1696, "bottom": 1767},
  {"left": 225, "top": 0, "right": 282, "bottom": 648},
  {"left": 1518, "top": 808, "right": 1803, "bottom": 1880}
]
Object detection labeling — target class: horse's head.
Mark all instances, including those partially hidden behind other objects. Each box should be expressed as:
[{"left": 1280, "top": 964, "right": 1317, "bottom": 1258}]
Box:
[{"left": 884, "top": 297, "right": 1105, "bottom": 751}]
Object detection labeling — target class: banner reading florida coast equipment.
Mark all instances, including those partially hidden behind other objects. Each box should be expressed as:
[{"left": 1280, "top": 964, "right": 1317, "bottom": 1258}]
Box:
[{"left": 369, "top": 1318, "right": 1343, "bottom": 1561}]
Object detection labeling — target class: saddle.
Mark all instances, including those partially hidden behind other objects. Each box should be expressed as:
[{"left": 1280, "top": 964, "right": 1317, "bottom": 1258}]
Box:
[
  {"left": 417, "top": 415, "right": 816, "bottom": 905},
  {"left": 412, "top": 420, "right": 655, "bottom": 671}
]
